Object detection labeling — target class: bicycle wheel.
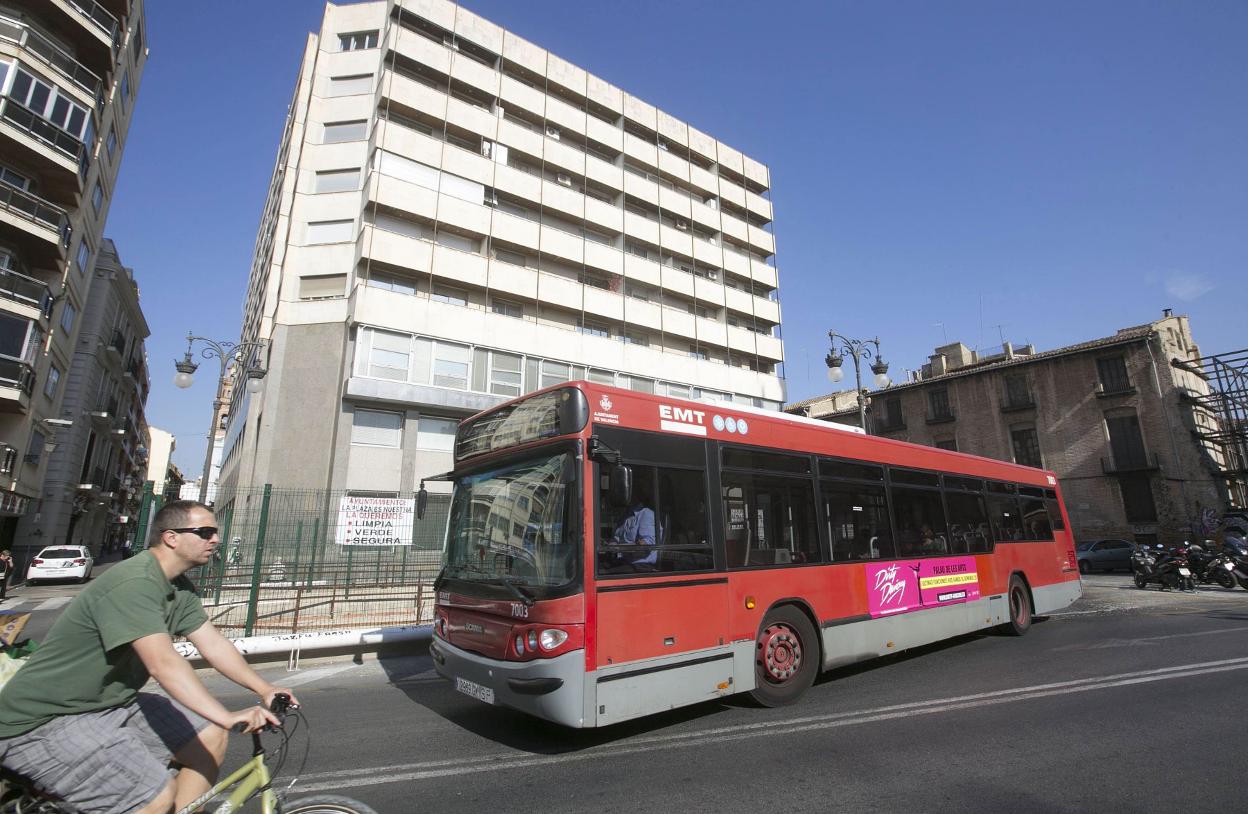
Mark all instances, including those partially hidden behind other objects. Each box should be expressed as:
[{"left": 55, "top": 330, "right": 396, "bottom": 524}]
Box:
[{"left": 281, "top": 794, "right": 380, "bottom": 814}]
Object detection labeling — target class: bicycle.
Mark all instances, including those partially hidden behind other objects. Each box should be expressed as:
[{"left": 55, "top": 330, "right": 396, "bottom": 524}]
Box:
[{"left": 0, "top": 695, "right": 377, "bottom": 814}]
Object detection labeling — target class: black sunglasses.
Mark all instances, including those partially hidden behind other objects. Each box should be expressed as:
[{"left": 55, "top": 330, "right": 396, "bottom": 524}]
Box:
[{"left": 166, "top": 526, "right": 218, "bottom": 540}]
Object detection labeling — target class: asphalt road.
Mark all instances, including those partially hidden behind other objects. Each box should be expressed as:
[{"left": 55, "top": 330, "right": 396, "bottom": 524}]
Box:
[
  {"left": 205, "top": 575, "right": 1248, "bottom": 814},
  {"left": 7, "top": 572, "right": 1247, "bottom": 812}
]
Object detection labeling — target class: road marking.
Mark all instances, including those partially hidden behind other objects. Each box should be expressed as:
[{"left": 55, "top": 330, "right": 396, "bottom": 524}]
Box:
[
  {"left": 35, "top": 597, "right": 71, "bottom": 611},
  {"left": 276, "top": 663, "right": 362, "bottom": 688},
  {"left": 1051, "top": 625, "right": 1248, "bottom": 651},
  {"left": 292, "top": 655, "right": 1248, "bottom": 792}
]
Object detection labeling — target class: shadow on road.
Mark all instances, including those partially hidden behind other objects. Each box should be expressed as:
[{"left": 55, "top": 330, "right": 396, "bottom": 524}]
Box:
[{"left": 371, "top": 618, "right": 1049, "bottom": 753}]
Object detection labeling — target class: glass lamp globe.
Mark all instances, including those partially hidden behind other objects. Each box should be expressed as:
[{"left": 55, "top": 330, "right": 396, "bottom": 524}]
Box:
[
  {"left": 174, "top": 371, "right": 194, "bottom": 389},
  {"left": 874, "top": 372, "right": 891, "bottom": 388},
  {"left": 245, "top": 376, "right": 264, "bottom": 394},
  {"left": 826, "top": 366, "right": 845, "bottom": 383}
]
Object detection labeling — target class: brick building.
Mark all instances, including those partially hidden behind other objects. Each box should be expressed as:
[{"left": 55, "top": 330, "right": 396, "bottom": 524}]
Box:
[{"left": 787, "top": 311, "right": 1229, "bottom": 546}]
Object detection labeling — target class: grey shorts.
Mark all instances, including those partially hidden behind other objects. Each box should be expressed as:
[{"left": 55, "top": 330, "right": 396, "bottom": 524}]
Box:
[{"left": 0, "top": 693, "right": 213, "bottom": 814}]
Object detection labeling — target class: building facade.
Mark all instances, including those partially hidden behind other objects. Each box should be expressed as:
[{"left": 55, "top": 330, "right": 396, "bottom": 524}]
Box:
[
  {"left": 788, "top": 312, "right": 1227, "bottom": 546},
  {"left": 15, "top": 238, "right": 150, "bottom": 555},
  {"left": 220, "top": 0, "right": 785, "bottom": 495},
  {"left": 0, "top": 0, "right": 146, "bottom": 561}
]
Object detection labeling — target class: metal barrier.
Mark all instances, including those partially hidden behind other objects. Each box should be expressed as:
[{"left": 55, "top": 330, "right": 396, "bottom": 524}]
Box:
[{"left": 134, "top": 483, "right": 450, "bottom": 636}]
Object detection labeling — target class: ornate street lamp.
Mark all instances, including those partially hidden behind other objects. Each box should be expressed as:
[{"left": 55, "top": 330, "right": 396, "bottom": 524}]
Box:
[
  {"left": 173, "top": 333, "right": 267, "bottom": 503},
  {"left": 825, "top": 331, "right": 891, "bottom": 430}
]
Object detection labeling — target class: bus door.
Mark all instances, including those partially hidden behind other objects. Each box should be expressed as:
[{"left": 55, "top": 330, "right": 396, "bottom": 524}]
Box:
[{"left": 591, "top": 456, "right": 730, "bottom": 724}]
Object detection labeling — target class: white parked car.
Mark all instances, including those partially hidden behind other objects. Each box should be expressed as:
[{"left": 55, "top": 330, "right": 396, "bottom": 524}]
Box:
[{"left": 26, "top": 546, "right": 94, "bottom": 584}]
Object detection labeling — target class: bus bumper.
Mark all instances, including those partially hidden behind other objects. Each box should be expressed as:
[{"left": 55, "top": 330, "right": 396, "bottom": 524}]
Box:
[{"left": 429, "top": 637, "right": 588, "bottom": 727}]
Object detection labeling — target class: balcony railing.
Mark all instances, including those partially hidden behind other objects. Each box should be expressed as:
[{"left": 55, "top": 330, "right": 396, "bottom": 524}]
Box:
[
  {"left": 0, "top": 356, "right": 35, "bottom": 395},
  {"left": 0, "top": 267, "right": 52, "bottom": 318},
  {"left": 0, "top": 15, "right": 103, "bottom": 100},
  {"left": 1101, "top": 452, "right": 1161, "bottom": 474},
  {"left": 62, "top": 0, "right": 119, "bottom": 46},
  {"left": 0, "top": 96, "right": 87, "bottom": 166},
  {"left": 0, "top": 443, "right": 16, "bottom": 474},
  {"left": 0, "top": 174, "right": 70, "bottom": 238}
]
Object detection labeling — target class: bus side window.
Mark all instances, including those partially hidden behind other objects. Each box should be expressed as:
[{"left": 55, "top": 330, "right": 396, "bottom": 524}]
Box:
[
  {"left": 820, "top": 481, "right": 894, "bottom": 561},
  {"left": 721, "top": 471, "right": 821, "bottom": 568},
  {"left": 654, "top": 467, "right": 713, "bottom": 572},
  {"left": 945, "top": 490, "right": 991, "bottom": 553},
  {"left": 890, "top": 486, "right": 949, "bottom": 556}
]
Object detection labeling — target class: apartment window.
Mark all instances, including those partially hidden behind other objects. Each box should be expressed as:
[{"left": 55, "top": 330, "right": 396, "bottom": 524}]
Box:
[
  {"left": 75, "top": 240, "right": 91, "bottom": 273},
  {"left": 120, "top": 70, "right": 130, "bottom": 101},
  {"left": 44, "top": 364, "right": 60, "bottom": 398},
  {"left": 328, "top": 74, "right": 373, "bottom": 96},
  {"left": 305, "top": 220, "right": 354, "bottom": 244},
  {"left": 587, "top": 368, "right": 615, "bottom": 385},
  {"left": 314, "top": 168, "right": 361, "bottom": 193},
  {"left": 351, "top": 408, "right": 402, "bottom": 447},
  {"left": 59, "top": 302, "right": 76, "bottom": 332},
  {"left": 689, "top": 346, "right": 709, "bottom": 361},
  {"left": 8, "top": 67, "right": 92, "bottom": 142},
  {"left": 1106, "top": 413, "right": 1149, "bottom": 469},
  {"left": 625, "top": 241, "right": 650, "bottom": 259},
  {"left": 493, "top": 248, "right": 528, "bottom": 267},
  {"left": 577, "top": 320, "right": 609, "bottom": 338},
  {"left": 298, "top": 274, "right": 345, "bottom": 299},
  {"left": 323, "top": 120, "right": 367, "bottom": 143},
  {"left": 91, "top": 182, "right": 104, "bottom": 213},
  {"left": 431, "top": 287, "right": 468, "bottom": 307},
  {"left": 105, "top": 127, "right": 117, "bottom": 160},
  {"left": 490, "top": 299, "right": 522, "bottom": 319},
  {"left": 26, "top": 429, "right": 45, "bottom": 466},
  {"left": 432, "top": 342, "right": 470, "bottom": 389},
  {"left": 0, "top": 164, "right": 31, "bottom": 192},
  {"left": 1011, "top": 427, "right": 1043, "bottom": 468},
  {"left": 489, "top": 351, "right": 522, "bottom": 396},
  {"left": 935, "top": 439, "right": 958, "bottom": 451},
  {"left": 433, "top": 230, "right": 479, "bottom": 253},
  {"left": 375, "top": 150, "right": 440, "bottom": 188},
  {"left": 878, "top": 397, "right": 904, "bottom": 430},
  {"left": 416, "top": 416, "right": 457, "bottom": 451},
  {"left": 541, "top": 361, "right": 570, "bottom": 388},
  {"left": 363, "top": 328, "right": 412, "bottom": 381},
  {"left": 339, "top": 30, "right": 379, "bottom": 51},
  {"left": 1097, "top": 355, "right": 1131, "bottom": 394},
  {"left": 1003, "top": 374, "right": 1032, "bottom": 408},
  {"left": 365, "top": 271, "right": 416, "bottom": 296},
  {"left": 626, "top": 376, "right": 655, "bottom": 394},
  {"left": 927, "top": 388, "right": 953, "bottom": 421},
  {"left": 622, "top": 331, "right": 649, "bottom": 347},
  {"left": 1119, "top": 475, "right": 1157, "bottom": 523}
]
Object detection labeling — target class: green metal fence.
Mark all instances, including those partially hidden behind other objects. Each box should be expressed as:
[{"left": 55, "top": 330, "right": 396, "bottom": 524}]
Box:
[{"left": 135, "top": 483, "right": 450, "bottom": 636}]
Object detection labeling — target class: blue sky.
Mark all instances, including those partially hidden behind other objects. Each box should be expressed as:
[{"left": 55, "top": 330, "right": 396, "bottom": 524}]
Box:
[{"left": 107, "top": 0, "right": 1247, "bottom": 474}]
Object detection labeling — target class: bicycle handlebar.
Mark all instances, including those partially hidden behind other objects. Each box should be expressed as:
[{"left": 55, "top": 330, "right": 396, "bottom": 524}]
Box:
[{"left": 231, "top": 693, "right": 299, "bottom": 733}]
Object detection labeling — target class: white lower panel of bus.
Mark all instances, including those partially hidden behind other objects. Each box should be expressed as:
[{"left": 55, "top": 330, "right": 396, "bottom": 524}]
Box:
[{"left": 592, "top": 646, "right": 738, "bottom": 726}]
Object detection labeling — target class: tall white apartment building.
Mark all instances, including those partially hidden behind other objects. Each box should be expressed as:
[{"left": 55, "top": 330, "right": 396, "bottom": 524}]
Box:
[
  {"left": 0, "top": 0, "right": 147, "bottom": 561},
  {"left": 223, "top": 0, "right": 785, "bottom": 494}
]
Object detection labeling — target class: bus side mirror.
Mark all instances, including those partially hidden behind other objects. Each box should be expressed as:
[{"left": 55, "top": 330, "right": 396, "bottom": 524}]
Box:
[
  {"left": 417, "top": 484, "right": 428, "bottom": 520},
  {"left": 609, "top": 464, "right": 633, "bottom": 508}
]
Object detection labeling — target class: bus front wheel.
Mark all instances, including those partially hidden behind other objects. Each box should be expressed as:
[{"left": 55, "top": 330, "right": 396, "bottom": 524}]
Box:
[{"left": 751, "top": 606, "right": 818, "bottom": 707}]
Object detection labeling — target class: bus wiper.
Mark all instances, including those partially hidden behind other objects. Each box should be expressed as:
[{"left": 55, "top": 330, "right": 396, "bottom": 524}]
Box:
[
  {"left": 498, "top": 576, "right": 535, "bottom": 607},
  {"left": 433, "top": 566, "right": 447, "bottom": 591}
]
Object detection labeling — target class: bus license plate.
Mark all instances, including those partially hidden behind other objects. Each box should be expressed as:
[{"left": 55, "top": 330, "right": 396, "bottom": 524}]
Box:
[{"left": 455, "top": 677, "right": 495, "bottom": 705}]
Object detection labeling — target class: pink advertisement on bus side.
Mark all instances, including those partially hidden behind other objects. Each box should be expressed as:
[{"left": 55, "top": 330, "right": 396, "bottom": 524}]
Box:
[{"left": 866, "top": 557, "right": 981, "bottom": 617}]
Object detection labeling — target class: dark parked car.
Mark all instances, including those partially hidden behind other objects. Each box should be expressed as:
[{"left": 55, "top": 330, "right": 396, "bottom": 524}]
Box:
[{"left": 1076, "top": 539, "right": 1137, "bottom": 573}]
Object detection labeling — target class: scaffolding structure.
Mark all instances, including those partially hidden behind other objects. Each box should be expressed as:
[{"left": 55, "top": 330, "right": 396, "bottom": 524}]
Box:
[{"left": 1174, "top": 348, "right": 1248, "bottom": 509}]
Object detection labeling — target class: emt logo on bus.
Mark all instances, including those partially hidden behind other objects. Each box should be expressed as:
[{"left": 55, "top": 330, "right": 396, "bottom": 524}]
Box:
[{"left": 659, "top": 404, "right": 751, "bottom": 438}]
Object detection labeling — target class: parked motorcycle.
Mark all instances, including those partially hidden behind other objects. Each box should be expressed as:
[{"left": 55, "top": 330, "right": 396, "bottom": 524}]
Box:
[
  {"left": 1222, "top": 538, "right": 1248, "bottom": 591},
  {"left": 1186, "top": 542, "right": 1237, "bottom": 589},
  {"left": 1132, "top": 544, "right": 1196, "bottom": 592}
]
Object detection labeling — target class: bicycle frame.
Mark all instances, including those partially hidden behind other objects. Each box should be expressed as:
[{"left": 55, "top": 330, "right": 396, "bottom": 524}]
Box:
[{"left": 176, "top": 738, "right": 275, "bottom": 814}]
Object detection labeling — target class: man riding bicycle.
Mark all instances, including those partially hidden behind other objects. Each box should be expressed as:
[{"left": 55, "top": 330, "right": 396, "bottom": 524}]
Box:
[{"left": 0, "top": 500, "right": 298, "bottom": 813}]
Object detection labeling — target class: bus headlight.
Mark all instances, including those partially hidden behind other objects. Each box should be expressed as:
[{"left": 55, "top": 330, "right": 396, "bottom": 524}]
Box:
[{"left": 539, "top": 629, "right": 569, "bottom": 651}]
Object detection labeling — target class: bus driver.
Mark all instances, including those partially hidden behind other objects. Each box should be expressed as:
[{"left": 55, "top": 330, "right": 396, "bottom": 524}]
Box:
[{"left": 613, "top": 469, "right": 658, "bottom": 569}]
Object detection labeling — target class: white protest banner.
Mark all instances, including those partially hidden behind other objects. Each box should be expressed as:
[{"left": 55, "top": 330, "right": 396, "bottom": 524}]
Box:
[{"left": 336, "top": 495, "right": 415, "bottom": 546}]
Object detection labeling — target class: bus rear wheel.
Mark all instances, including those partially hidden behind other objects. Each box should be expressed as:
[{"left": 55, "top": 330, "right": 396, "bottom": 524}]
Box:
[
  {"left": 1000, "top": 577, "right": 1032, "bottom": 636},
  {"left": 751, "top": 606, "right": 817, "bottom": 707}
]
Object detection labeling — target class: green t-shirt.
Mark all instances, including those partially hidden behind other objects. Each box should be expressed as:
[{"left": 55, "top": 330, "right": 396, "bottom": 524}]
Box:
[{"left": 0, "top": 551, "right": 208, "bottom": 738}]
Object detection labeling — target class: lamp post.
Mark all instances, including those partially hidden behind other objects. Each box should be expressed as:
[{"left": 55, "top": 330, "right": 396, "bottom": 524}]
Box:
[
  {"left": 173, "top": 333, "right": 267, "bottom": 504},
  {"left": 825, "top": 331, "right": 891, "bottom": 431}
]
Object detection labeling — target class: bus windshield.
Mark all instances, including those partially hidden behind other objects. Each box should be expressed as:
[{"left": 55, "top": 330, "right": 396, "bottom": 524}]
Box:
[{"left": 443, "top": 452, "right": 577, "bottom": 590}]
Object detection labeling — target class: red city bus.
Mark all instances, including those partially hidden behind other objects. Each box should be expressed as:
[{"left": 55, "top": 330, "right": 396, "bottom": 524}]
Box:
[{"left": 428, "top": 381, "right": 1082, "bottom": 727}]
